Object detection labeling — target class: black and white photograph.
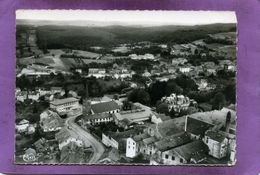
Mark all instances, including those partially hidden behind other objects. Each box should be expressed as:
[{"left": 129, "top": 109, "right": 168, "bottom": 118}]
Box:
[{"left": 15, "top": 10, "right": 237, "bottom": 165}]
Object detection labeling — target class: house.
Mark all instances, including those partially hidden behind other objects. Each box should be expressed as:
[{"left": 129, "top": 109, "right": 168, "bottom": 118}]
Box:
[
  {"left": 129, "top": 53, "right": 155, "bottom": 60},
  {"left": 151, "top": 113, "right": 171, "bottom": 124},
  {"left": 91, "top": 100, "right": 120, "bottom": 114},
  {"left": 102, "top": 133, "right": 119, "bottom": 149},
  {"left": 160, "top": 140, "right": 209, "bottom": 164},
  {"left": 179, "top": 67, "right": 191, "bottom": 74},
  {"left": 50, "top": 87, "right": 63, "bottom": 94},
  {"left": 40, "top": 110, "right": 63, "bottom": 132},
  {"left": 55, "top": 128, "right": 83, "bottom": 150},
  {"left": 33, "top": 138, "right": 48, "bottom": 152},
  {"left": 16, "top": 119, "right": 30, "bottom": 133},
  {"left": 142, "top": 70, "right": 151, "bottom": 77},
  {"left": 161, "top": 93, "right": 191, "bottom": 113},
  {"left": 88, "top": 68, "right": 106, "bottom": 78},
  {"left": 196, "top": 79, "right": 216, "bottom": 91},
  {"left": 203, "top": 130, "right": 228, "bottom": 159},
  {"left": 126, "top": 117, "right": 186, "bottom": 158},
  {"left": 49, "top": 97, "right": 80, "bottom": 114},
  {"left": 150, "top": 132, "right": 192, "bottom": 164},
  {"left": 27, "top": 91, "right": 40, "bottom": 101},
  {"left": 80, "top": 113, "right": 114, "bottom": 125},
  {"left": 16, "top": 91, "right": 27, "bottom": 102},
  {"left": 126, "top": 133, "right": 150, "bottom": 158},
  {"left": 172, "top": 58, "right": 188, "bottom": 66}
]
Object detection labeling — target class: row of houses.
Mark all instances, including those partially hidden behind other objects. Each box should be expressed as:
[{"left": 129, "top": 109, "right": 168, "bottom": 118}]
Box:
[{"left": 122, "top": 108, "right": 236, "bottom": 165}]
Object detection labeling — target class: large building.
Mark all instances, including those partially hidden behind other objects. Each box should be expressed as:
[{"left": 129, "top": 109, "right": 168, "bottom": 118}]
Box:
[
  {"left": 91, "top": 100, "right": 120, "bottom": 114},
  {"left": 49, "top": 97, "right": 80, "bottom": 114},
  {"left": 114, "top": 103, "right": 153, "bottom": 125}
]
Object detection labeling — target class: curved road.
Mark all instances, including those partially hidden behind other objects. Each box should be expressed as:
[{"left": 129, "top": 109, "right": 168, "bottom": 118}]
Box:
[{"left": 65, "top": 114, "right": 105, "bottom": 163}]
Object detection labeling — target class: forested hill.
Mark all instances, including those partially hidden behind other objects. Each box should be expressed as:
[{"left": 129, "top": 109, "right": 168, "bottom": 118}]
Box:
[{"left": 16, "top": 21, "right": 236, "bottom": 50}]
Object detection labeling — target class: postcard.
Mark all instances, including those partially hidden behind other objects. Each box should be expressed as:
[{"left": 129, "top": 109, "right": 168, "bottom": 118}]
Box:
[{"left": 14, "top": 10, "right": 238, "bottom": 165}]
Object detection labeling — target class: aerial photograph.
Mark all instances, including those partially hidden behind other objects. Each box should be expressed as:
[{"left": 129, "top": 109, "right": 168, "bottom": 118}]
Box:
[{"left": 15, "top": 10, "right": 237, "bottom": 165}]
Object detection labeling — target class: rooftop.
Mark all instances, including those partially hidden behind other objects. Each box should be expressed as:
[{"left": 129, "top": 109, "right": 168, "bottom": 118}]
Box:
[
  {"left": 149, "top": 116, "right": 186, "bottom": 138},
  {"left": 114, "top": 103, "right": 153, "bottom": 122},
  {"left": 91, "top": 100, "right": 120, "bottom": 114},
  {"left": 155, "top": 132, "right": 192, "bottom": 152},
  {"left": 50, "top": 97, "right": 79, "bottom": 106},
  {"left": 170, "top": 140, "right": 209, "bottom": 161},
  {"left": 205, "top": 130, "right": 226, "bottom": 143},
  {"left": 133, "top": 133, "right": 150, "bottom": 142}
]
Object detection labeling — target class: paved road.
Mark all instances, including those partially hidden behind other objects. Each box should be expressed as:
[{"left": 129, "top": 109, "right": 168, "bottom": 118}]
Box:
[{"left": 65, "top": 114, "right": 105, "bottom": 163}]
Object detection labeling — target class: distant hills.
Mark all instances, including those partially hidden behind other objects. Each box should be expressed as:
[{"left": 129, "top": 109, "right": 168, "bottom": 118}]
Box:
[{"left": 16, "top": 20, "right": 236, "bottom": 50}]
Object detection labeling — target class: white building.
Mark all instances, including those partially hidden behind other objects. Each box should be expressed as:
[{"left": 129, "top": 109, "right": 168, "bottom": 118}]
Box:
[
  {"left": 49, "top": 97, "right": 80, "bottom": 114},
  {"left": 126, "top": 137, "right": 138, "bottom": 158},
  {"left": 88, "top": 68, "right": 106, "bottom": 78},
  {"left": 203, "top": 130, "right": 228, "bottom": 159},
  {"left": 102, "top": 133, "right": 119, "bottom": 149},
  {"left": 179, "top": 67, "right": 191, "bottom": 73},
  {"left": 16, "top": 119, "right": 30, "bottom": 133}
]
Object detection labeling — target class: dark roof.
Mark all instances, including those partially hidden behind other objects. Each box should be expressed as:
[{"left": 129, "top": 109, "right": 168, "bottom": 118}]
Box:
[
  {"left": 133, "top": 133, "right": 150, "bottom": 142},
  {"left": 91, "top": 101, "right": 120, "bottom": 114},
  {"left": 172, "top": 140, "right": 209, "bottom": 161},
  {"left": 143, "top": 136, "right": 158, "bottom": 145},
  {"left": 155, "top": 132, "right": 192, "bottom": 152},
  {"left": 205, "top": 130, "right": 226, "bottom": 143},
  {"left": 186, "top": 117, "right": 213, "bottom": 136}
]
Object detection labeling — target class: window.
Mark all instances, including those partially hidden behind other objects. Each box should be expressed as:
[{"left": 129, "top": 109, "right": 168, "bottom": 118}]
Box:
[
  {"left": 171, "top": 156, "right": 175, "bottom": 160},
  {"left": 165, "top": 154, "right": 169, "bottom": 159},
  {"left": 128, "top": 146, "right": 130, "bottom": 149},
  {"left": 150, "top": 151, "right": 152, "bottom": 155},
  {"left": 180, "top": 158, "right": 183, "bottom": 163},
  {"left": 133, "top": 142, "right": 135, "bottom": 145}
]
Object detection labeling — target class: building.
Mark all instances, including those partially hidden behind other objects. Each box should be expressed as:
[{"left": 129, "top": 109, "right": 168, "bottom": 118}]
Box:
[
  {"left": 161, "top": 93, "right": 191, "bottom": 113},
  {"left": 55, "top": 128, "right": 83, "bottom": 150},
  {"left": 160, "top": 140, "right": 209, "bottom": 164},
  {"left": 91, "top": 100, "right": 120, "bottom": 114},
  {"left": 80, "top": 113, "right": 114, "bottom": 125},
  {"left": 151, "top": 113, "right": 171, "bottom": 124},
  {"left": 49, "top": 97, "right": 80, "bottom": 114},
  {"left": 40, "top": 110, "right": 63, "bottom": 132},
  {"left": 129, "top": 53, "right": 155, "bottom": 60},
  {"left": 16, "top": 119, "right": 30, "bottom": 133},
  {"left": 114, "top": 102, "right": 153, "bottom": 124},
  {"left": 88, "top": 68, "right": 106, "bottom": 78},
  {"left": 203, "top": 130, "right": 228, "bottom": 159},
  {"left": 179, "top": 67, "right": 191, "bottom": 74},
  {"left": 102, "top": 133, "right": 119, "bottom": 149},
  {"left": 126, "top": 133, "right": 149, "bottom": 158},
  {"left": 126, "top": 117, "right": 186, "bottom": 158}
]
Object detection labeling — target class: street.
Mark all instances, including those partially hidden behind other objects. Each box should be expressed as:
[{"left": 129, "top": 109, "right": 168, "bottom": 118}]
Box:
[{"left": 65, "top": 114, "right": 105, "bottom": 163}]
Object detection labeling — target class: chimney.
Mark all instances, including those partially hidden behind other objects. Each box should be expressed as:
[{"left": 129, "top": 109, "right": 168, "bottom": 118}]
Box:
[{"left": 225, "top": 111, "right": 231, "bottom": 133}]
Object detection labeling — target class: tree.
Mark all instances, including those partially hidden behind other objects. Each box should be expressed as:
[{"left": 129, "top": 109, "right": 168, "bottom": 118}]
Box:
[
  {"left": 148, "top": 81, "right": 166, "bottom": 105},
  {"left": 128, "top": 89, "right": 150, "bottom": 105},
  {"left": 165, "top": 80, "right": 183, "bottom": 95},
  {"left": 156, "top": 101, "right": 169, "bottom": 114},
  {"left": 212, "top": 92, "right": 226, "bottom": 110}
]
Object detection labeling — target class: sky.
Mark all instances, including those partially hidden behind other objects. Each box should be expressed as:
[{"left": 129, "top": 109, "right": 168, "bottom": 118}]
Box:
[{"left": 16, "top": 10, "right": 237, "bottom": 26}]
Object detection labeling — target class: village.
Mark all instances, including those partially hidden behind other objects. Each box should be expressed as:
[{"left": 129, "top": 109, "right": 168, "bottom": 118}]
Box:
[{"left": 15, "top": 24, "right": 236, "bottom": 165}]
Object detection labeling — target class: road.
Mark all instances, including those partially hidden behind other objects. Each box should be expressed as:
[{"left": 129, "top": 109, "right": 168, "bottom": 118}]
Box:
[{"left": 65, "top": 114, "right": 105, "bottom": 163}]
